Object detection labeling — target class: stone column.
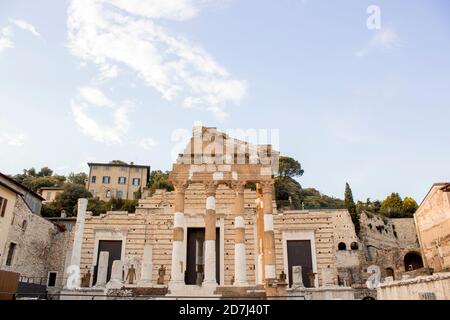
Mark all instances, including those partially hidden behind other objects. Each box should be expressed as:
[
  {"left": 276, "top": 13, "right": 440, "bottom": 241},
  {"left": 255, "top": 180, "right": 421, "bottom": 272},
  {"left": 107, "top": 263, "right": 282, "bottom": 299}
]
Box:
[
  {"left": 96, "top": 251, "right": 109, "bottom": 288},
  {"left": 232, "top": 181, "right": 248, "bottom": 286},
  {"left": 65, "top": 198, "right": 88, "bottom": 289},
  {"left": 139, "top": 243, "right": 153, "bottom": 287},
  {"left": 169, "top": 181, "right": 187, "bottom": 287},
  {"left": 261, "top": 181, "right": 276, "bottom": 281},
  {"left": 107, "top": 260, "right": 123, "bottom": 289},
  {"left": 203, "top": 182, "right": 218, "bottom": 287}
]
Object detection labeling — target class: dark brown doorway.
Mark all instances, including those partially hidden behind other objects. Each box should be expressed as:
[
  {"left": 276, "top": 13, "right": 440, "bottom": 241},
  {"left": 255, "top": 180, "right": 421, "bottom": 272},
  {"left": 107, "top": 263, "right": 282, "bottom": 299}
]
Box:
[
  {"left": 92, "top": 240, "right": 122, "bottom": 285},
  {"left": 287, "top": 240, "right": 313, "bottom": 288},
  {"left": 185, "top": 228, "right": 220, "bottom": 285}
]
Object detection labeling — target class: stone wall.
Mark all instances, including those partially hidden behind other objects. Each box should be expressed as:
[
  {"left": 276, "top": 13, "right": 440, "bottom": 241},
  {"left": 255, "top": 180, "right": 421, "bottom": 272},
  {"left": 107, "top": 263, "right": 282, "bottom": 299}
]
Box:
[
  {"left": 274, "top": 210, "right": 337, "bottom": 287},
  {"left": 79, "top": 186, "right": 338, "bottom": 288},
  {"left": 0, "top": 196, "right": 72, "bottom": 291},
  {"left": 377, "top": 272, "right": 450, "bottom": 300},
  {"left": 2, "top": 197, "right": 55, "bottom": 281},
  {"left": 414, "top": 184, "right": 450, "bottom": 272}
]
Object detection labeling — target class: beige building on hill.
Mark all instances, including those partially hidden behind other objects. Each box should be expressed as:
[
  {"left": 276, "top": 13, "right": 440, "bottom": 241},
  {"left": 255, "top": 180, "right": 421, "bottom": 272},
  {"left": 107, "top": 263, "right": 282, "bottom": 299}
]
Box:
[
  {"left": 86, "top": 161, "right": 150, "bottom": 201},
  {"left": 38, "top": 187, "right": 64, "bottom": 204},
  {"left": 414, "top": 183, "right": 450, "bottom": 272}
]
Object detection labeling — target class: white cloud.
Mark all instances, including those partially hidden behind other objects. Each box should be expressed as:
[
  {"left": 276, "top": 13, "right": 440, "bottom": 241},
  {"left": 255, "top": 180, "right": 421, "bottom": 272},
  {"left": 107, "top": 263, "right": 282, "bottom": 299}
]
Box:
[
  {"left": 71, "top": 87, "right": 132, "bottom": 144},
  {"left": 0, "top": 27, "right": 14, "bottom": 53},
  {"left": 355, "top": 26, "right": 400, "bottom": 58},
  {"left": 0, "top": 19, "right": 41, "bottom": 54},
  {"left": 372, "top": 27, "right": 399, "bottom": 49},
  {"left": 136, "top": 137, "right": 159, "bottom": 150},
  {"left": 79, "top": 86, "right": 114, "bottom": 107},
  {"left": 8, "top": 18, "right": 41, "bottom": 37},
  {"left": 0, "top": 132, "right": 27, "bottom": 146},
  {"left": 67, "top": 0, "right": 246, "bottom": 120}
]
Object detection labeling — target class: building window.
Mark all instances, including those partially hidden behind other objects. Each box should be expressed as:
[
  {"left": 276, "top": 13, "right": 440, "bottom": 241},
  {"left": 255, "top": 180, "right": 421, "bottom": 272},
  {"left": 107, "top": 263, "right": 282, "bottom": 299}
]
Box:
[
  {"left": 338, "top": 242, "right": 347, "bottom": 251},
  {"left": 90, "top": 190, "right": 95, "bottom": 197},
  {"left": 22, "top": 220, "right": 27, "bottom": 231},
  {"left": 132, "top": 178, "right": 141, "bottom": 186},
  {"left": 106, "top": 190, "right": 112, "bottom": 198},
  {"left": 116, "top": 191, "right": 123, "bottom": 199},
  {"left": 47, "top": 272, "right": 57, "bottom": 287},
  {"left": 91, "top": 176, "right": 97, "bottom": 183},
  {"left": 350, "top": 242, "right": 359, "bottom": 250},
  {"left": 0, "top": 197, "right": 7, "bottom": 217},
  {"left": 102, "top": 176, "right": 111, "bottom": 184},
  {"left": 6, "top": 243, "right": 16, "bottom": 266},
  {"left": 118, "top": 177, "right": 126, "bottom": 185}
]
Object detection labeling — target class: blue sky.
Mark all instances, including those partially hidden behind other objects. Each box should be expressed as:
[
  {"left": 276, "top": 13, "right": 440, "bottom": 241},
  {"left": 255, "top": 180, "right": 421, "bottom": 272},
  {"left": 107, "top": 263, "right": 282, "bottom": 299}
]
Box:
[{"left": 0, "top": 0, "right": 449, "bottom": 203}]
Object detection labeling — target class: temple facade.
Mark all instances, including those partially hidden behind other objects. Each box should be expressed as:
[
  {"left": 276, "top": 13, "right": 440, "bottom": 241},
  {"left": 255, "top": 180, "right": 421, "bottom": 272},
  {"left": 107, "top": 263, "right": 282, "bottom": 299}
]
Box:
[{"left": 70, "top": 127, "right": 343, "bottom": 298}]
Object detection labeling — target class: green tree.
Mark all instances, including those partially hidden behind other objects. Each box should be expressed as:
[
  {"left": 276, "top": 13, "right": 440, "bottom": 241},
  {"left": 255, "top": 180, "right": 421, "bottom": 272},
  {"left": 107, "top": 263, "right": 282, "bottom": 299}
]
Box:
[
  {"left": 41, "top": 201, "right": 62, "bottom": 217},
  {"left": 87, "top": 198, "right": 109, "bottom": 216},
  {"left": 37, "top": 167, "right": 53, "bottom": 177},
  {"left": 344, "top": 183, "right": 360, "bottom": 235},
  {"left": 13, "top": 167, "right": 65, "bottom": 191},
  {"left": 275, "top": 156, "right": 305, "bottom": 209},
  {"left": 380, "top": 192, "right": 404, "bottom": 218},
  {"left": 67, "top": 172, "right": 88, "bottom": 186},
  {"left": 299, "top": 188, "right": 345, "bottom": 210},
  {"left": 402, "top": 197, "right": 418, "bottom": 217},
  {"left": 275, "top": 176, "right": 303, "bottom": 209},
  {"left": 56, "top": 184, "right": 92, "bottom": 216},
  {"left": 148, "top": 170, "right": 174, "bottom": 195},
  {"left": 121, "top": 200, "right": 138, "bottom": 213},
  {"left": 278, "top": 156, "right": 304, "bottom": 178}
]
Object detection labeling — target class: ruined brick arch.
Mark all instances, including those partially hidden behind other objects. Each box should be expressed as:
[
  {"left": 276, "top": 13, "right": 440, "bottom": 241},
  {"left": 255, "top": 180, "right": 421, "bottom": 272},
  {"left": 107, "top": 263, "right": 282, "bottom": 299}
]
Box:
[
  {"left": 403, "top": 251, "right": 424, "bottom": 271},
  {"left": 338, "top": 242, "right": 347, "bottom": 251}
]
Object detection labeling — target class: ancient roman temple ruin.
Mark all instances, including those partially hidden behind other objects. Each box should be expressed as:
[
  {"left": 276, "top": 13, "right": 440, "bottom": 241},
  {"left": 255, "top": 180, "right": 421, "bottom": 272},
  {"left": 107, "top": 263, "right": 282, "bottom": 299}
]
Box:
[{"left": 61, "top": 127, "right": 360, "bottom": 299}]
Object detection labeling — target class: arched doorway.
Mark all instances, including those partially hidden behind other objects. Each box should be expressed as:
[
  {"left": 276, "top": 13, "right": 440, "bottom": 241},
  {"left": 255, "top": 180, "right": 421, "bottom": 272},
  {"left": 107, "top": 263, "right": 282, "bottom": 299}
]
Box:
[
  {"left": 404, "top": 252, "right": 424, "bottom": 271},
  {"left": 385, "top": 267, "right": 395, "bottom": 280},
  {"left": 338, "top": 242, "right": 347, "bottom": 251}
]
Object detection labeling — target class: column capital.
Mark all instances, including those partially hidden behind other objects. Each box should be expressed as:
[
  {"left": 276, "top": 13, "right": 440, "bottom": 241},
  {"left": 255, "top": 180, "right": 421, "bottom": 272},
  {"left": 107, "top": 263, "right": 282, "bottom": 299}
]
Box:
[
  {"left": 173, "top": 180, "right": 188, "bottom": 193},
  {"left": 260, "top": 180, "right": 274, "bottom": 194},
  {"left": 204, "top": 181, "right": 218, "bottom": 196},
  {"left": 231, "top": 181, "right": 246, "bottom": 194}
]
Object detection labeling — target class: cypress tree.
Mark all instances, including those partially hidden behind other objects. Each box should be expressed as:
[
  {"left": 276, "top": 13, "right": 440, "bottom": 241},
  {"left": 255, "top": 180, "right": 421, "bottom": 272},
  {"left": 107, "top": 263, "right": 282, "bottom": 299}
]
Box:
[{"left": 345, "top": 183, "right": 360, "bottom": 235}]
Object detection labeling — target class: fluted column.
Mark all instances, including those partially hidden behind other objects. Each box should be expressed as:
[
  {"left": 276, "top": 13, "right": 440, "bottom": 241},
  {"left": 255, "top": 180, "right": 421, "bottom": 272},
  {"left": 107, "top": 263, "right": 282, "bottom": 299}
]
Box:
[
  {"left": 261, "top": 181, "right": 276, "bottom": 282},
  {"left": 169, "top": 181, "right": 187, "bottom": 287},
  {"left": 232, "top": 181, "right": 248, "bottom": 286},
  {"left": 203, "top": 181, "right": 218, "bottom": 287}
]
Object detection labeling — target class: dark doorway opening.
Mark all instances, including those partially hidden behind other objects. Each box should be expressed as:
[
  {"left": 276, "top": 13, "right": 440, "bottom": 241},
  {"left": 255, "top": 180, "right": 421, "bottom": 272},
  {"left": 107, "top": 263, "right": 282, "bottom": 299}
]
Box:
[
  {"left": 404, "top": 252, "right": 424, "bottom": 271},
  {"left": 185, "top": 228, "right": 220, "bottom": 285},
  {"left": 92, "top": 240, "right": 122, "bottom": 286},
  {"left": 385, "top": 267, "right": 395, "bottom": 280},
  {"left": 287, "top": 240, "right": 313, "bottom": 288}
]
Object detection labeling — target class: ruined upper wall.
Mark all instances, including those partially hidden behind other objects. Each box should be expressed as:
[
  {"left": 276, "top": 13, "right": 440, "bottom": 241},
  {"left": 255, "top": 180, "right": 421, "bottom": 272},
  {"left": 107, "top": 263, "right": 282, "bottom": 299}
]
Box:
[{"left": 171, "top": 127, "right": 280, "bottom": 185}]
